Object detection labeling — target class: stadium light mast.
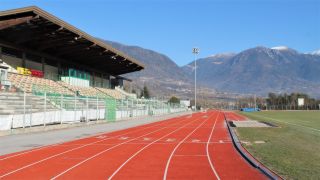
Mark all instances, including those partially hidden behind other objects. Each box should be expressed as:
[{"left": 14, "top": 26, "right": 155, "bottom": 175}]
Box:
[{"left": 192, "top": 47, "right": 199, "bottom": 111}]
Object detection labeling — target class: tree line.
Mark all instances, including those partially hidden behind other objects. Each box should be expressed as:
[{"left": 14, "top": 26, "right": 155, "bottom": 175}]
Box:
[
  {"left": 236, "top": 92, "right": 320, "bottom": 110},
  {"left": 265, "top": 92, "right": 320, "bottom": 110}
]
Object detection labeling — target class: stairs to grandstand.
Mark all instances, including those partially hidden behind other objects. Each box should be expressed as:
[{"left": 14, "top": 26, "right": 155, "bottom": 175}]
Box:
[{"left": 0, "top": 92, "right": 59, "bottom": 115}]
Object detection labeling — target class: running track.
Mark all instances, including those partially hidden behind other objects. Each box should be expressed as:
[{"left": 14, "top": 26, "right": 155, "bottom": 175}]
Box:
[{"left": 0, "top": 110, "right": 267, "bottom": 179}]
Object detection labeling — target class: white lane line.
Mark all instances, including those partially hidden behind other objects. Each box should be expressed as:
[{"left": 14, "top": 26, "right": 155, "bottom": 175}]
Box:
[
  {"left": 143, "top": 138, "right": 151, "bottom": 141},
  {"left": 119, "top": 137, "right": 129, "bottom": 140},
  {"left": 166, "top": 138, "right": 176, "bottom": 142},
  {"left": 0, "top": 144, "right": 61, "bottom": 161},
  {"left": 249, "top": 113, "right": 320, "bottom": 132},
  {"left": 96, "top": 135, "right": 107, "bottom": 139},
  {"left": 109, "top": 113, "right": 207, "bottom": 180},
  {"left": 175, "top": 154, "right": 206, "bottom": 157},
  {"left": 50, "top": 116, "right": 192, "bottom": 180},
  {"left": 162, "top": 112, "right": 215, "bottom": 180},
  {"left": 0, "top": 115, "right": 187, "bottom": 161},
  {"left": 191, "top": 139, "right": 200, "bottom": 143},
  {"left": 206, "top": 111, "right": 221, "bottom": 180},
  {"left": 0, "top": 116, "right": 185, "bottom": 178}
]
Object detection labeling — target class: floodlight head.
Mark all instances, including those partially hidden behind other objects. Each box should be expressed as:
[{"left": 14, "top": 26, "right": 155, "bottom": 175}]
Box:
[{"left": 192, "top": 47, "right": 199, "bottom": 54}]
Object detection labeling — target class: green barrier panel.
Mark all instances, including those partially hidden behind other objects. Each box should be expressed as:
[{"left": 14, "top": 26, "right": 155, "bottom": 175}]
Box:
[{"left": 105, "top": 98, "right": 116, "bottom": 122}]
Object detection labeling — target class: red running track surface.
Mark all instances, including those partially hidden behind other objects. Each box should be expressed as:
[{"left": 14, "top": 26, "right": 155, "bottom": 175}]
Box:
[{"left": 0, "top": 110, "right": 267, "bottom": 180}]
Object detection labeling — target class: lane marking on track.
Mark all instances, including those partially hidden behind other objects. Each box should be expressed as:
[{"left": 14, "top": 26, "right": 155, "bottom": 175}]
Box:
[
  {"left": 96, "top": 136, "right": 107, "bottom": 139},
  {"left": 166, "top": 138, "right": 176, "bottom": 142},
  {"left": 0, "top": 144, "right": 59, "bottom": 161},
  {"left": 108, "top": 113, "right": 208, "bottom": 180},
  {"left": 50, "top": 116, "right": 195, "bottom": 180},
  {"left": 0, "top": 115, "right": 191, "bottom": 161},
  {"left": 162, "top": 112, "right": 216, "bottom": 180},
  {"left": 191, "top": 139, "right": 200, "bottom": 143},
  {"left": 0, "top": 116, "right": 189, "bottom": 178},
  {"left": 206, "top": 111, "right": 221, "bottom": 180},
  {"left": 119, "top": 137, "right": 129, "bottom": 140},
  {"left": 143, "top": 138, "right": 151, "bottom": 141},
  {"left": 175, "top": 154, "right": 206, "bottom": 157}
]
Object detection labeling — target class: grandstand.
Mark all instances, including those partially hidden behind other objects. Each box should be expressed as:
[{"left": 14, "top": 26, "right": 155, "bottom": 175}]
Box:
[
  {"left": 0, "top": 6, "right": 187, "bottom": 130},
  {"left": 96, "top": 87, "right": 126, "bottom": 99},
  {"left": 8, "top": 73, "right": 74, "bottom": 95},
  {"left": 0, "top": 6, "right": 144, "bottom": 95}
]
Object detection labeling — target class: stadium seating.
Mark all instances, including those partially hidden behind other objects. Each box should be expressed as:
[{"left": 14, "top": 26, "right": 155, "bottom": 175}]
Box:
[
  {"left": 57, "top": 81, "right": 111, "bottom": 98},
  {"left": 8, "top": 73, "right": 127, "bottom": 100},
  {"left": 115, "top": 86, "right": 137, "bottom": 99},
  {"left": 96, "top": 87, "right": 126, "bottom": 100},
  {"left": 8, "top": 73, "right": 74, "bottom": 96}
]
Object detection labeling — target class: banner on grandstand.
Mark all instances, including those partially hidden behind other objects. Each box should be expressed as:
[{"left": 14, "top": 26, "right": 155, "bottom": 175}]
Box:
[{"left": 17, "top": 67, "right": 44, "bottom": 78}]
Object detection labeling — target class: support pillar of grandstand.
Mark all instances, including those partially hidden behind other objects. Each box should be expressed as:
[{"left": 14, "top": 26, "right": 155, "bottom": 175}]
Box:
[
  {"left": 57, "top": 61, "right": 61, "bottom": 76},
  {"left": 22, "top": 52, "right": 26, "bottom": 68},
  {"left": 41, "top": 57, "right": 45, "bottom": 72}
]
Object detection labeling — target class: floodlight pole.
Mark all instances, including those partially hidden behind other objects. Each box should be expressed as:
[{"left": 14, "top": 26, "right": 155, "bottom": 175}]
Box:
[
  {"left": 254, "top": 94, "right": 257, "bottom": 109},
  {"left": 192, "top": 47, "right": 199, "bottom": 112}
]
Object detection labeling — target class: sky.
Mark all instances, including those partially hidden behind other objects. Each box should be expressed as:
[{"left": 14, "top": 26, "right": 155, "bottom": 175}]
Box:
[{"left": 0, "top": 0, "right": 319, "bottom": 66}]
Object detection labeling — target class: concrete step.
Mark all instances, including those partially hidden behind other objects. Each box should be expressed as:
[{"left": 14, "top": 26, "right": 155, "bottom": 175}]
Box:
[
  {"left": 0, "top": 101, "right": 49, "bottom": 106},
  {"left": 0, "top": 96, "right": 45, "bottom": 101},
  {"left": 0, "top": 108, "right": 58, "bottom": 115},
  {"left": 0, "top": 105, "right": 58, "bottom": 110}
]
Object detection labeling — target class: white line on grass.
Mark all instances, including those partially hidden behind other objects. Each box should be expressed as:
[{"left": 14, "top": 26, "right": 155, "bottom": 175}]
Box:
[{"left": 249, "top": 113, "right": 320, "bottom": 132}]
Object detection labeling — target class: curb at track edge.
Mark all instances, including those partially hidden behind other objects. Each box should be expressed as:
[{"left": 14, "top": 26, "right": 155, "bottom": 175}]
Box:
[{"left": 223, "top": 113, "right": 283, "bottom": 180}]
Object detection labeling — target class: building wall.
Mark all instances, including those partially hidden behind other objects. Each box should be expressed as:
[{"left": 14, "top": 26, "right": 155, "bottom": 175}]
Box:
[
  {"left": 2, "top": 52, "right": 111, "bottom": 88},
  {"left": 26, "top": 59, "right": 42, "bottom": 71},
  {"left": 44, "top": 64, "right": 59, "bottom": 80},
  {"left": 2, "top": 54, "right": 21, "bottom": 72}
]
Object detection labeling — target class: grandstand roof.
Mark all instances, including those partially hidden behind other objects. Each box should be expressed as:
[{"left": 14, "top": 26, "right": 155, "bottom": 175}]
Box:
[{"left": 0, "top": 6, "right": 144, "bottom": 75}]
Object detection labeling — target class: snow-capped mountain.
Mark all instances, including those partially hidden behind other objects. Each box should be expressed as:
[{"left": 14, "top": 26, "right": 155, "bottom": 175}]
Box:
[
  {"left": 102, "top": 40, "right": 320, "bottom": 98},
  {"left": 308, "top": 49, "right": 320, "bottom": 56},
  {"left": 271, "top": 46, "right": 290, "bottom": 51},
  {"left": 183, "top": 46, "right": 320, "bottom": 97}
]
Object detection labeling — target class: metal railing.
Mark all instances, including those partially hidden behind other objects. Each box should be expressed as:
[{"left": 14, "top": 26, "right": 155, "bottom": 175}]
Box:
[{"left": 0, "top": 89, "right": 188, "bottom": 131}]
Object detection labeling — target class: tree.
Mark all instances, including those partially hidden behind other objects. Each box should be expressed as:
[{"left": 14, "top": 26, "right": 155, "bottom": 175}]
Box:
[
  {"left": 142, "top": 85, "right": 150, "bottom": 99},
  {"left": 168, "top": 96, "right": 180, "bottom": 104}
]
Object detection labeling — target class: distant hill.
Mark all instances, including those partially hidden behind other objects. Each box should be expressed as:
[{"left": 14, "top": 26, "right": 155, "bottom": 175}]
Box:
[
  {"left": 103, "top": 39, "right": 320, "bottom": 98},
  {"left": 182, "top": 46, "right": 320, "bottom": 97},
  {"left": 102, "top": 40, "right": 197, "bottom": 98}
]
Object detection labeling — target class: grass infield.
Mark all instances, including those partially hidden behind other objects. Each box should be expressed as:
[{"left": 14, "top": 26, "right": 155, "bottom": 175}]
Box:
[{"left": 237, "top": 111, "right": 320, "bottom": 180}]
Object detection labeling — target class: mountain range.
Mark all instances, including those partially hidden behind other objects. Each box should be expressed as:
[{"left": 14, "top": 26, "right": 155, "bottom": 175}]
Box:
[
  {"left": 183, "top": 46, "right": 320, "bottom": 97},
  {"left": 103, "top": 40, "right": 196, "bottom": 98},
  {"left": 103, "top": 40, "right": 320, "bottom": 98}
]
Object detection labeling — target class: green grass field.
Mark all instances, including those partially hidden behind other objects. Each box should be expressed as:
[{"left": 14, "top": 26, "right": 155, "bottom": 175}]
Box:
[{"left": 237, "top": 111, "right": 320, "bottom": 180}]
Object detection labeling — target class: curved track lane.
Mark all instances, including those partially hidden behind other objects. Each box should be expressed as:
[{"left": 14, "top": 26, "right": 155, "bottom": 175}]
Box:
[{"left": 0, "top": 111, "right": 269, "bottom": 180}]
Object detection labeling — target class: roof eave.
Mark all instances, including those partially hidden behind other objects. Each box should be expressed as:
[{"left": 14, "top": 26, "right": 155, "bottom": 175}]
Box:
[{"left": 0, "top": 6, "right": 145, "bottom": 70}]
